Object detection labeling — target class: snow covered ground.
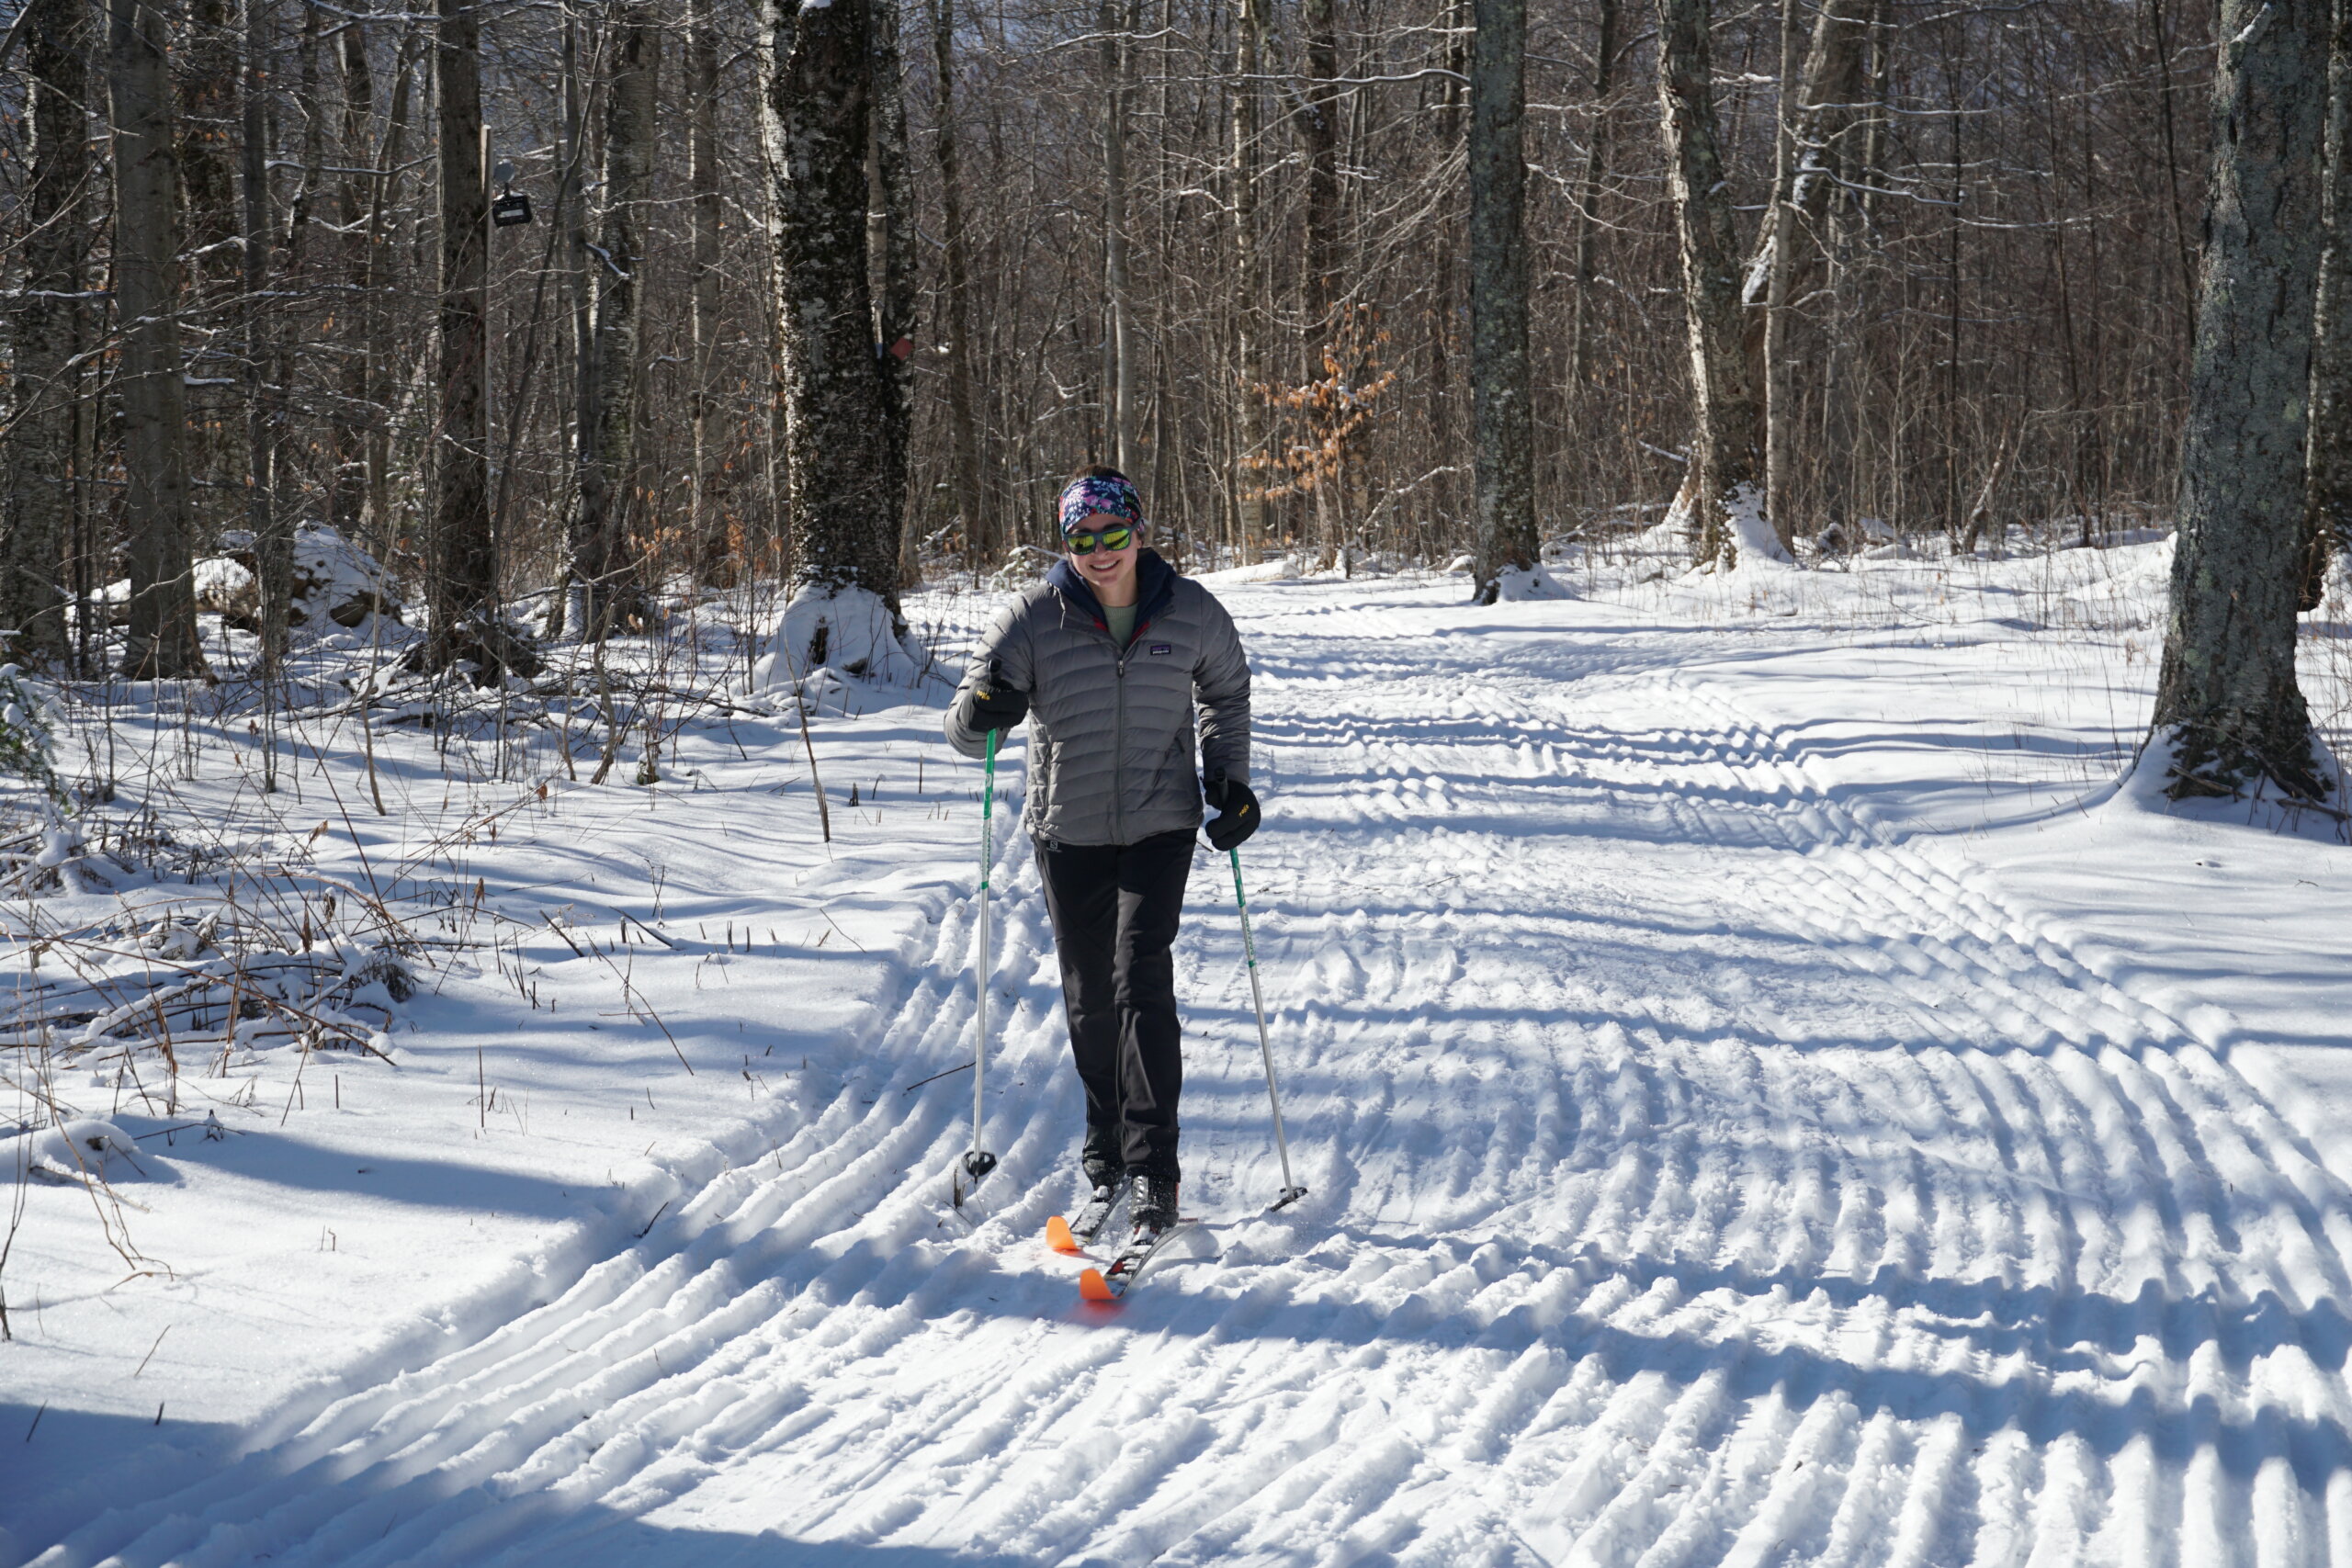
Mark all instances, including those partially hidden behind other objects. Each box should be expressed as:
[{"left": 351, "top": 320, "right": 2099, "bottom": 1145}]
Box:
[{"left": 7, "top": 539, "right": 2352, "bottom": 1565}]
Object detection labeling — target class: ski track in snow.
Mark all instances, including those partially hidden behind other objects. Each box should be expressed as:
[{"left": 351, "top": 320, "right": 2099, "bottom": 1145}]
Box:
[{"left": 28, "top": 583, "right": 2352, "bottom": 1567}]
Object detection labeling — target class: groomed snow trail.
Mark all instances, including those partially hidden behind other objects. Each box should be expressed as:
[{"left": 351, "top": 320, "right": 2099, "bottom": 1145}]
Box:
[{"left": 33, "top": 581, "right": 2352, "bottom": 1567}]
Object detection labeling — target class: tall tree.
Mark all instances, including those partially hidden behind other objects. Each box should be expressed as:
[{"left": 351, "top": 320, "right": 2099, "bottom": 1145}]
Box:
[
  {"left": 763, "top": 0, "right": 904, "bottom": 649},
  {"left": 1300, "top": 0, "right": 1340, "bottom": 334},
  {"left": 3, "top": 0, "right": 91, "bottom": 667},
  {"left": 571, "top": 0, "right": 659, "bottom": 633},
  {"left": 1566, "top": 0, "right": 1620, "bottom": 389},
  {"left": 243, "top": 0, "right": 290, "bottom": 671},
  {"left": 1231, "top": 0, "right": 1269, "bottom": 554},
  {"left": 109, "top": 0, "right": 207, "bottom": 679},
  {"left": 429, "top": 0, "right": 499, "bottom": 667},
  {"left": 869, "top": 0, "right": 919, "bottom": 582},
  {"left": 2152, "top": 0, "right": 2333, "bottom": 800},
  {"left": 1468, "top": 0, "right": 1536, "bottom": 600},
  {"left": 1099, "top": 0, "right": 1136, "bottom": 473},
  {"left": 2307, "top": 0, "right": 2352, "bottom": 601},
  {"left": 1746, "top": 0, "right": 1871, "bottom": 545},
  {"left": 689, "top": 0, "right": 727, "bottom": 578},
  {"left": 329, "top": 17, "right": 377, "bottom": 536},
  {"left": 1657, "top": 0, "right": 1773, "bottom": 568},
  {"left": 930, "top": 0, "right": 989, "bottom": 568}
]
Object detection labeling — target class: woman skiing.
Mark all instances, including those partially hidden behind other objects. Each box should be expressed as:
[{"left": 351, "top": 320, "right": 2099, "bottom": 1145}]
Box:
[{"left": 944, "top": 466, "right": 1259, "bottom": 1248}]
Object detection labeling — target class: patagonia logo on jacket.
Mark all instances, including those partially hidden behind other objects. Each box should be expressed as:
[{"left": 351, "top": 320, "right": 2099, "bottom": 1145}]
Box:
[{"left": 1148, "top": 643, "right": 1172, "bottom": 656}]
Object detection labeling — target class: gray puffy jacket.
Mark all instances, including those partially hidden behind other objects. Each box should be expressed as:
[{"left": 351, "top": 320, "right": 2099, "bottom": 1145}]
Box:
[{"left": 944, "top": 549, "right": 1250, "bottom": 846}]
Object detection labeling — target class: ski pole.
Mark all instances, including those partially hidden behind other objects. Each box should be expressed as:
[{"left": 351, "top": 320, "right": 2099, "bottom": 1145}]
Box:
[
  {"left": 1230, "top": 847, "right": 1306, "bottom": 1212},
  {"left": 956, "top": 727, "right": 1002, "bottom": 1205}
]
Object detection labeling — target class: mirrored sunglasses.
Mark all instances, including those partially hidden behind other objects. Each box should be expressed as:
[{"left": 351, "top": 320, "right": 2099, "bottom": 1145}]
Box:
[{"left": 1064, "top": 525, "right": 1135, "bottom": 555}]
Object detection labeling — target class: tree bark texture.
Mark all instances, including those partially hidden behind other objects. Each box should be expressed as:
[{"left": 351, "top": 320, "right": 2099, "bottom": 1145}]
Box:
[
  {"left": 245, "top": 0, "right": 290, "bottom": 670},
  {"left": 3, "top": 0, "right": 90, "bottom": 667},
  {"left": 573, "top": 2, "right": 659, "bottom": 632},
  {"left": 329, "top": 18, "right": 377, "bottom": 535},
  {"left": 1300, "top": 0, "right": 1340, "bottom": 334},
  {"left": 1231, "top": 0, "right": 1268, "bottom": 551},
  {"left": 1747, "top": 0, "right": 1871, "bottom": 549},
  {"left": 109, "top": 0, "right": 207, "bottom": 679},
  {"left": 432, "top": 0, "right": 497, "bottom": 662},
  {"left": 689, "top": 0, "right": 726, "bottom": 578},
  {"left": 1657, "top": 0, "right": 1769, "bottom": 567},
  {"left": 357, "top": 27, "right": 418, "bottom": 551},
  {"left": 2152, "top": 0, "right": 2332, "bottom": 800},
  {"left": 178, "top": 0, "right": 241, "bottom": 288},
  {"left": 1566, "top": 0, "right": 1619, "bottom": 389},
  {"left": 867, "top": 0, "right": 919, "bottom": 585},
  {"left": 1468, "top": 0, "right": 1537, "bottom": 600},
  {"left": 1099, "top": 0, "right": 1136, "bottom": 474},
  {"left": 2306, "top": 0, "right": 2352, "bottom": 601},
  {"left": 931, "top": 0, "right": 989, "bottom": 566},
  {"left": 763, "top": 0, "right": 901, "bottom": 604}
]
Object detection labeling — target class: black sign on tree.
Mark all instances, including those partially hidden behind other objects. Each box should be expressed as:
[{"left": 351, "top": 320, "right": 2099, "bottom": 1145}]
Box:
[{"left": 492, "top": 160, "right": 533, "bottom": 226}]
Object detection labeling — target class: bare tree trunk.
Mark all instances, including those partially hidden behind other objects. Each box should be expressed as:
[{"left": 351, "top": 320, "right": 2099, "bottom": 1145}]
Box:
[
  {"left": 179, "top": 0, "right": 240, "bottom": 288},
  {"left": 2, "top": 0, "right": 90, "bottom": 668},
  {"left": 1231, "top": 0, "right": 1267, "bottom": 554},
  {"left": 548, "top": 10, "right": 588, "bottom": 640},
  {"left": 357, "top": 27, "right": 418, "bottom": 555},
  {"left": 1468, "top": 0, "right": 1536, "bottom": 600},
  {"left": 1656, "top": 0, "right": 1770, "bottom": 568},
  {"left": 329, "top": 17, "right": 375, "bottom": 535},
  {"left": 431, "top": 0, "right": 497, "bottom": 667},
  {"left": 869, "top": 0, "right": 918, "bottom": 585},
  {"left": 1099, "top": 0, "right": 1136, "bottom": 474},
  {"left": 1566, "top": 0, "right": 1619, "bottom": 389},
  {"left": 1300, "top": 0, "right": 1340, "bottom": 336},
  {"left": 572, "top": 2, "right": 657, "bottom": 634},
  {"left": 763, "top": 0, "right": 901, "bottom": 615},
  {"left": 2151, "top": 0, "right": 2332, "bottom": 801},
  {"left": 2306, "top": 0, "right": 2352, "bottom": 603},
  {"left": 110, "top": 0, "right": 207, "bottom": 679},
  {"left": 931, "top": 0, "right": 989, "bottom": 570},
  {"left": 244, "top": 0, "right": 290, "bottom": 671},
  {"left": 689, "top": 0, "right": 725, "bottom": 581},
  {"left": 1747, "top": 0, "right": 1871, "bottom": 550}
]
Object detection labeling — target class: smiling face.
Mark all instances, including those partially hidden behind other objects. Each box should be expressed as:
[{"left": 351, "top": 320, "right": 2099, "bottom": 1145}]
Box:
[{"left": 1067, "top": 513, "right": 1143, "bottom": 607}]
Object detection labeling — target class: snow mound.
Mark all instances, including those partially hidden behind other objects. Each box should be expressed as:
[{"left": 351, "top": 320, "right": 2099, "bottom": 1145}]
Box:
[
  {"left": 752, "top": 583, "right": 922, "bottom": 687},
  {"left": 1714, "top": 482, "right": 1793, "bottom": 570},
  {"left": 34, "top": 1119, "right": 145, "bottom": 1179},
  {"left": 1491, "top": 562, "right": 1573, "bottom": 602},
  {"left": 2115, "top": 728, "right": 2350, "bottom": 841},
  {"left": 201, "top": 523, "right": 404, "bottom": 630}
]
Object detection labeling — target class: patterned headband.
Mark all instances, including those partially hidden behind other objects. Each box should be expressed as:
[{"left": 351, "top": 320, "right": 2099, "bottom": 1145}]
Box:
[{"left": 1057, "top": 473, "right": 1143, "bottom": 535}]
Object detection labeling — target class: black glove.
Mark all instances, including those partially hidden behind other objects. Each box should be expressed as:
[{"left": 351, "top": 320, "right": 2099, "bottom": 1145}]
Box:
[
  {"left": 1202, "top": 774, "right": 1261, "bottom": 852},
  {"left": 963, "top": 664, "right": 1028, "bottom": 733}
]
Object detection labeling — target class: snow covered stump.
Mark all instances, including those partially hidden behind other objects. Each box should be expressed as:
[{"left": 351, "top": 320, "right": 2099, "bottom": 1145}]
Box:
[{"left": 752, "top": 584, "right": 924, "bottom": 689}]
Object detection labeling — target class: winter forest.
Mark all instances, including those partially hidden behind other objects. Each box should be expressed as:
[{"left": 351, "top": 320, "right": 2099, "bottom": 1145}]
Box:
[{"left": 6, "top": 0, "right": 2352, "bottom": 1553}]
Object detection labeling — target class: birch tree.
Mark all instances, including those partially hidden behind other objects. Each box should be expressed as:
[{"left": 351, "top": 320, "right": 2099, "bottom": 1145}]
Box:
[{"left": 1657, "top": 0, "right": 1773, "bottom": 568}]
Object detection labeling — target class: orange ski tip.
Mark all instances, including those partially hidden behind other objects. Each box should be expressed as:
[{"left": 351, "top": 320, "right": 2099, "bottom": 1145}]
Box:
[
  {"left": 1046, "top": 1215, "right": 1080, "bottom": 1254},
  {"left": 1079, "top": 1268, "right": 1116, "bottom": 1303}
]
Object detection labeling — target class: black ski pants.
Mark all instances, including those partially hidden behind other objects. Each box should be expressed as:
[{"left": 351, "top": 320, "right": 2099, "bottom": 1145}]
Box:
[{"left": 1035, "top": 828, "right": 1195, "bottom": 1183}]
